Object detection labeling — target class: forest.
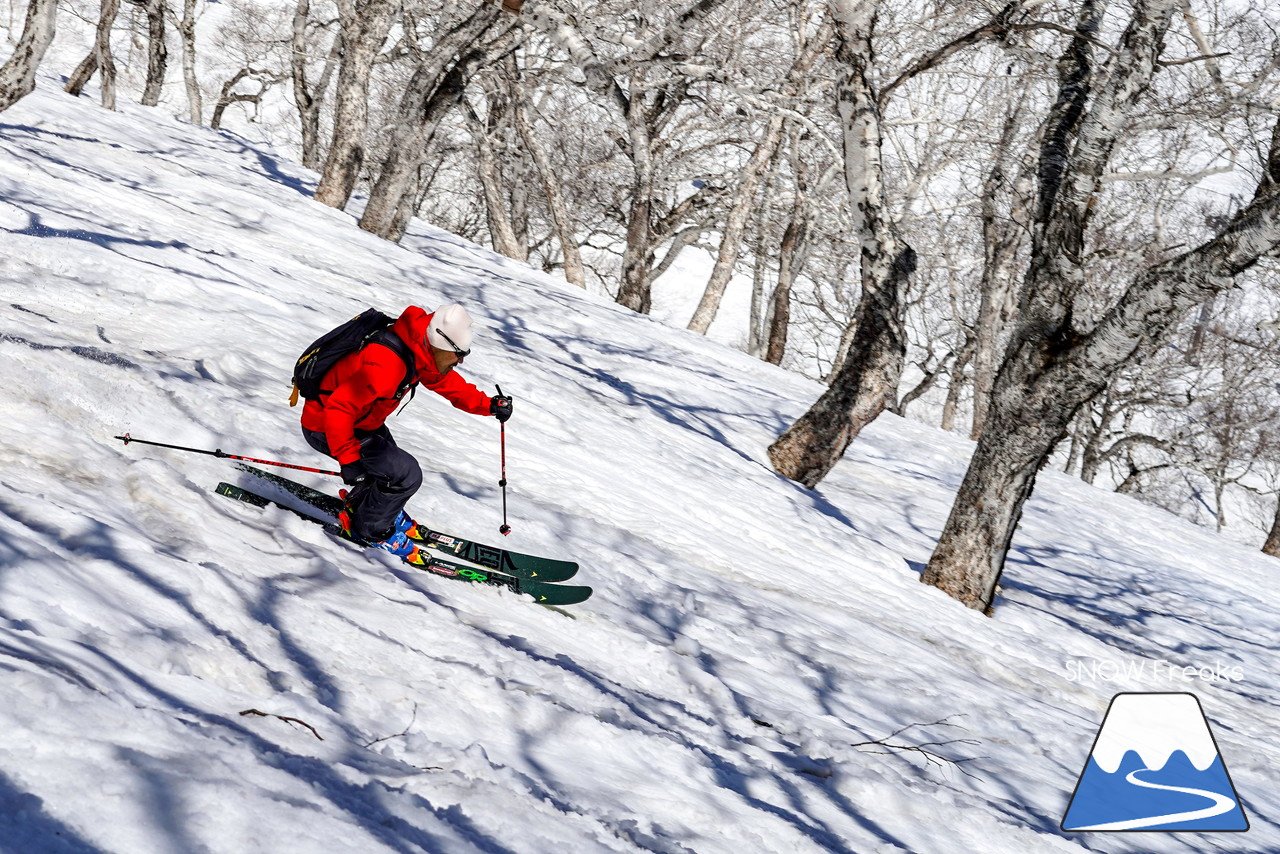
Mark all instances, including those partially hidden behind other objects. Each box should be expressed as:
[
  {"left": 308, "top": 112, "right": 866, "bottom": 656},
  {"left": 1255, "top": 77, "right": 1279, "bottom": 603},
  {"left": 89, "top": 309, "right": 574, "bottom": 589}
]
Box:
[{"left": 3, "top": 0, "right": 1279, "bottom": 613}]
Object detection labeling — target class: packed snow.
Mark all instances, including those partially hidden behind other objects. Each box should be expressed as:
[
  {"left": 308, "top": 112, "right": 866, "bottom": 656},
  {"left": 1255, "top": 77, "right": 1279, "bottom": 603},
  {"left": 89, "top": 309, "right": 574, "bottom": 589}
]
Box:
[{"left": 0, "top": 79, "right": 1276, "bottom": 854}]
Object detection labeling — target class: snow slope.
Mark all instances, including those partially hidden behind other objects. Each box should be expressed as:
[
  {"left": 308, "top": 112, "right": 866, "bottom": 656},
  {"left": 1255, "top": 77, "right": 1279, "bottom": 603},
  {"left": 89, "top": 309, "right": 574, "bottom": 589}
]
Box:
[{"left": 0, "top": 81, "right": 1276, "bottom": 854}]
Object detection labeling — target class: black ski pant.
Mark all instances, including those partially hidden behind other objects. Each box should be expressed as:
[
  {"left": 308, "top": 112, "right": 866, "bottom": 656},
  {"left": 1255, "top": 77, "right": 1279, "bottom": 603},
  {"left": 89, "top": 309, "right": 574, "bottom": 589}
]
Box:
[{"left": 303, "top": 425, "right": 422, "bottom": 541}]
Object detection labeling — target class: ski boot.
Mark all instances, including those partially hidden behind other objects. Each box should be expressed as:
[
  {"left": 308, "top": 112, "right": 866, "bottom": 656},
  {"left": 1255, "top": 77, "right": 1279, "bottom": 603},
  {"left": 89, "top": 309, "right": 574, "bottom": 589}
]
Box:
[
  {"left": 393, "top": 510, "right": 427, "bottom": 543},
  {"left": 338, "top": 496, "right": 426, "bottom": 565}
]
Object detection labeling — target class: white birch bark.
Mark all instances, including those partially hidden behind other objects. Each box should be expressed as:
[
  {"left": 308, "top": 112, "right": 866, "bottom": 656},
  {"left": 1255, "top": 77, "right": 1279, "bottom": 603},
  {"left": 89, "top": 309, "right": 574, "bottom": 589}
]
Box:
[
  {"left": 467, "top": 100, "right": 526, "bottom": 261},
  {"left": 357, "top": 6, "right": 506, "bottom": 238},
  {"left": 313, "top": 0, "right": 398, "bottom": 209},
  {"left": 512, "top": 81, "right": 585, "bottom": 287},
  {"left": 970, "top": 92, "right": 1033, "bottom": 439},
  {"left": 687, "top": 114, "right": 785, "bottom": 333},
  {"left": 173, "top": 0, "right": 201, "bottom": 123},
  {"left": 65, "top": 0, "right": 120, "bottom": 110},
  {"left": 918, "top": 0, "right": 1278, "bottom": 614},
  {"left": 291, "top": 0, "right": 340, "bottom": 170},
  {"left": 508, "top": 0, "right": 735, "bottom": 314},
  {"left": 767, "top": 0, "right": 915, "bottom": 487},
  {"left": 0, "top": 0, "right": 57, "bottom": 113},
  {"left": 688, "top": 14, "right": 831, "bottom": 334},
  {"left": 140, "top": 0, "right": 167, "bottom": 107}
]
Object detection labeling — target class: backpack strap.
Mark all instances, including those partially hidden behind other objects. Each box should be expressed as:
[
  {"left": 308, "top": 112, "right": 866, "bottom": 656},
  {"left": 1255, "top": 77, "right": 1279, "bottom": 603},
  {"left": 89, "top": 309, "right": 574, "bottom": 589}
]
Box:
[{"left": 375, "top": 328, "right": 418, "bottom": 401}]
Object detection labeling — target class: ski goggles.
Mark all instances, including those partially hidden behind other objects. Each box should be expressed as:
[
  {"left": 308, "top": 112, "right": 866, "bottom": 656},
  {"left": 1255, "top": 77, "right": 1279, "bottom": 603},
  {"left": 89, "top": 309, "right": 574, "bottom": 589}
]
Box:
[{"left": 437, "top": 330, "right": 470, "bottom": 362}]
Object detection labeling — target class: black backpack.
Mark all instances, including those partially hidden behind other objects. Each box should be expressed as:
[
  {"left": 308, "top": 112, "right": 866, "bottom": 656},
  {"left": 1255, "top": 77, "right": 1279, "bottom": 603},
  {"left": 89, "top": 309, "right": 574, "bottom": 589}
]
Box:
[{"left": 289, "top": 308, "right": 417, "bottom": 406}]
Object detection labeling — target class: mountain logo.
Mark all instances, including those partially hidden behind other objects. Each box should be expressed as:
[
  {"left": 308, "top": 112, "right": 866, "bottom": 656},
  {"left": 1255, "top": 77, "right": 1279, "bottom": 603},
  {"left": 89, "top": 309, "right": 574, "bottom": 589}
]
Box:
[{"left": 1062, "top": 692, "right": 1248, "bottom": 832}]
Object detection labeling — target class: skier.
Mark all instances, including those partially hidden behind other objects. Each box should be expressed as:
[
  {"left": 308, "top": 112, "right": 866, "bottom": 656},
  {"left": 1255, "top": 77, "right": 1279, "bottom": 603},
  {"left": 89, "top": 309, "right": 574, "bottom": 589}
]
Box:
[{"left": 299, "top": 304, "right": 513, "bottom": 559}]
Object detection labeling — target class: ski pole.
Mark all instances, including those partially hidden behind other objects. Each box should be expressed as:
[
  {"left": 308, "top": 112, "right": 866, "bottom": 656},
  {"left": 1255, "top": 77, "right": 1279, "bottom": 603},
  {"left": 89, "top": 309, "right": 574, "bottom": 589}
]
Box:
[
  {"left": 114, "top": 433, "right": 340, "bottom": 477},
  {"left": 496, "top": 385, "right": 511, "bottom": 537}
]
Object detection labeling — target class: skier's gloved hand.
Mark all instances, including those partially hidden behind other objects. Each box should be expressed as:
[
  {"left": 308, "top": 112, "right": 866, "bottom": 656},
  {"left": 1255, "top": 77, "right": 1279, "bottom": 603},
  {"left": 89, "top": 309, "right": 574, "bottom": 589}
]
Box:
[
  {"left": 490, "top": 394, "right": 513, "bottom": 423},
  {"left": 340, "top": 460, "right": 369, "bottom": 486}
]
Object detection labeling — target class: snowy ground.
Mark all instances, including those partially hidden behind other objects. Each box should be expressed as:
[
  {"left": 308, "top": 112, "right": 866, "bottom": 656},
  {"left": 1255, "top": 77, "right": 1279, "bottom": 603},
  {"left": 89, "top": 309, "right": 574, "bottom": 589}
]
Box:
[{"left": 0, "top": 80, "right": 1276, "bottom": 854}]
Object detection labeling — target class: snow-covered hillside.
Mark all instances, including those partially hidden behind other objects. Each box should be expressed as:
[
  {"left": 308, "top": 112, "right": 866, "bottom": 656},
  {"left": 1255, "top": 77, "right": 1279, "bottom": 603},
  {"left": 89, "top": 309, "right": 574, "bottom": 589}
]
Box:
[{"left": 1, "top": 81, "right": 1276, "bottom": 854}]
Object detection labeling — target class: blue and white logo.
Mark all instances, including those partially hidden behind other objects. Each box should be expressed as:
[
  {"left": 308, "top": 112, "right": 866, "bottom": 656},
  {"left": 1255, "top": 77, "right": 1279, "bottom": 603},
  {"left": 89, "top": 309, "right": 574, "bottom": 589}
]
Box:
[{"left": 1062, "top": 693, "right": 1248, "bottom": 832}]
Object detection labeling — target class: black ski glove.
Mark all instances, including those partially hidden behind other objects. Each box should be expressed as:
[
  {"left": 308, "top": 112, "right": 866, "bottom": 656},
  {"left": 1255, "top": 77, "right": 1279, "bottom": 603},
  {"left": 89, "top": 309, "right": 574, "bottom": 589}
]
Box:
[
  {"left": 490, "top": 394, "right": 513, "bottom": 423},
  {"left": 340, "top": 460, "right": 369, "bottom": 486}
]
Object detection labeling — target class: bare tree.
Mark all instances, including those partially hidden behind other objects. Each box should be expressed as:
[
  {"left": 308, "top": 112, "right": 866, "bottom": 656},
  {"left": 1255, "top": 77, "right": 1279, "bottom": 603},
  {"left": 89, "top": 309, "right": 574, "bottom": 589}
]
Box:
[
  {"left": 510, "top": 0, "right": 741, "bottom": 313},
  {"left": 313, "top": 0, "right": 400, "bottom": 208},
  {"left": 65, "top": 0, "right": 122, "bottom": 109},
  {"left": 768, "top": 0, "right": 1034, "bottom": 486},
  {"left": 358, "top": 4, "right": 511, "bottom": 240},
  {"left": 921, "top": 0, "right": 1280, "bottom": 614},
  {"left": 465, "top": 87, "right": 527, "bottom": 260},
  {"left": 210, "top": 66, "right": 284, "bottom": 129},
  {"left": 510, "top": 56, "right": 585, "bottom": 286},
  {"left": 970, "top": 89, "right": 1036, "bottom": 439},
  {"left": 764, "top": 144, "right": 814, "bottom": 365},
  {"left": 688, "top": 18, "right": 833, "bottom": 335},
  {"left": 686, "top": 113, "right": 786, "bottom": 333},
  {"left": 140, "top": 0, "right": 168, "bottom": 106},
  {"left": 0, "top": 0, "right": 57, "bottom": 113},
  {"left": 767, "top": 0, "right": 918, "bottom": 487},
  {"left": 170, "top": 0, "right": 203, "bottom": 122},
  {"left": 290, "top": 0, "right": 340, "bottom": 169}
]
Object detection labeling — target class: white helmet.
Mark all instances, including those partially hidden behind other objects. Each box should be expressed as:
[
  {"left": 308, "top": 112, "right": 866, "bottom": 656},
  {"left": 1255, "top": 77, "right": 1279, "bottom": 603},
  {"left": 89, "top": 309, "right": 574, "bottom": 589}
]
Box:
[{"left": 426, "top": 304, "right": 474, "bottom": 356}]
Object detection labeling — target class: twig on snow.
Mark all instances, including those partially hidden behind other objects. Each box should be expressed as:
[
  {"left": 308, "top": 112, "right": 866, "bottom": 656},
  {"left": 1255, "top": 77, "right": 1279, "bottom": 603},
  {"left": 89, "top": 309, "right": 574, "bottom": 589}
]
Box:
[{"left": 239, "top": 708, "right": 324, "bottom": 741}]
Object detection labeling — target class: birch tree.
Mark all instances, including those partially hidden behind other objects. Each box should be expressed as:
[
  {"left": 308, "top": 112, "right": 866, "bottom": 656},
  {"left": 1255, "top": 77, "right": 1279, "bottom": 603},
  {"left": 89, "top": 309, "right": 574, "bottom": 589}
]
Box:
[
  {"left": 507, "top": 0, "right": 741, "bottom": 313},
  {"left": 687, "top": 18, "right": 832, "bottom": 335},
  {"left": 140, "top": 0, "right": 168, "bottom": 106},
  {"left": 0, "top": 0, "right": 57, "bottom": 113},
  {"left": 921, "top": 0, "right": 1280, "bottom": 614},
  {"left": 290, "top": 0, "right": 340, "bottom": 169},
  {"left": 313, "top": 0, "right": 399, "bottom": 209},
  {"left": 768, "top": 0, "right": 1036, "bottom": 487},
  {"left": 170, "top": 0, "right": 204, "bottom": 123},
  {"left": 65, "top": 0, "right": 121, "bottom": 109},
  {"left": 358, "top": 3, "right": 512, "bottom": 240},
  {"left": 766, "top": 0, "right": 916, "bottom": 487},
  {"left": 510, "top": 55, "right": 585, "bottom": 286},
  {"left": 970, "top": 90, "right": 1036, "bottom": 439}
]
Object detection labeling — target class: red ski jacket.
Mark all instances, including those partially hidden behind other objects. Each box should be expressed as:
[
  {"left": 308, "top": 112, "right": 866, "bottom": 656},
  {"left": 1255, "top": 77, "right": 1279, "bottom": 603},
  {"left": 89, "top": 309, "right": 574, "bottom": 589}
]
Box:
[{"left": 300, "top": 306, "right": 492, "bottom": 464}]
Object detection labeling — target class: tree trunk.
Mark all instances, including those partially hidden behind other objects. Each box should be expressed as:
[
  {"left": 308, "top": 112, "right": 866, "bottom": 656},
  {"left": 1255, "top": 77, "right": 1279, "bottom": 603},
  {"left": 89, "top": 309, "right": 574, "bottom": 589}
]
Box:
[
  {"left": 357, "top": 5, "right": 503, "bottom": 236},
  {"left": 924, "top": 135, "right": 1280, "bottom": 614},
  {"left": 313, "top": 0, "right": 398, "bottom": 209},
  {"left": 615, "top": 82, "right": 658, "bottom": 314},
  {"left": 1262, "top": 497, "right": 1280, "bottom": 558},
  {"left": 688, "top": 115, "right": 786, "bottom": 334},
  {"left": 970, "top": 93, "right": 1032, "bottom": 439},
  {"left": 769, "top": 246, "right": 916, "bottom": 487},
  {"left": 65, "top": 53, "right": 99, "bottom": 98},
  {"left": 939, "top": 338, "right": 973, "bottom": 433},
  {"left": 923, "top": 0, "right": 1188, "bottom": 613},
  {"left": 768, "top": 0, "right": 916, "bottom": 487},
  {"left": 764, "top": 187, "right": 810, "bottom": 366},
  {"left": 140, "top": 0, "right": 167, "bottom": 107},
  {"left": 468, "top": 100, "right": 526, "bottom": 261},
  {"left": 66, "top": 0, "right": 120, "bottom": 107},
  {"left": 291, "top": 0, "right": 341, "bottom": 170},
  {"left": 748, "top": 142, "right": 785, "bottom": 358},
  {"left": 0, "top": 0, "right": 57, "bottom": 113},
  {"left": 291, "top": 0, "right": 318, "bottom": 167},
  {"left": 373, "top": 65, "right": 466, "bottom": 242},
  {"left": 174, "top": 0, "right": 201, "bottom": 123},
  {"left": 512, "top": 73, "right": 585, "bottom": 287}
]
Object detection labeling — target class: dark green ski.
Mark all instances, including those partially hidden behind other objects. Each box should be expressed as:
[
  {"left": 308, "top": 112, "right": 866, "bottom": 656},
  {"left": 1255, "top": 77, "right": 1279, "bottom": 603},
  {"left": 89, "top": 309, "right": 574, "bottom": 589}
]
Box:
[
  {"left": 234, "top": 463, "right": 578, "bottom": 583},
  {"left": 215, "top": 482, "right": 593, "bottom": 606}
]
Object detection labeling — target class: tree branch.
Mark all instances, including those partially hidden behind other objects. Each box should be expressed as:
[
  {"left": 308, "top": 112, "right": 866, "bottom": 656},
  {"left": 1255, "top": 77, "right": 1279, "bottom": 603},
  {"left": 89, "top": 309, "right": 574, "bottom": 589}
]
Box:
[{"left": 239, "top": 708, "right": 324, "bottom": 741}]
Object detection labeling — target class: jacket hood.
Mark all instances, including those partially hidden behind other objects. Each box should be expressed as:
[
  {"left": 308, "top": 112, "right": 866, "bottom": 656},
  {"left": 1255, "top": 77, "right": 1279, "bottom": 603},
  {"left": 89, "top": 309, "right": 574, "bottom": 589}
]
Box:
[{"left": 391, "top": 306, "right": 438, "bottom": 380}]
